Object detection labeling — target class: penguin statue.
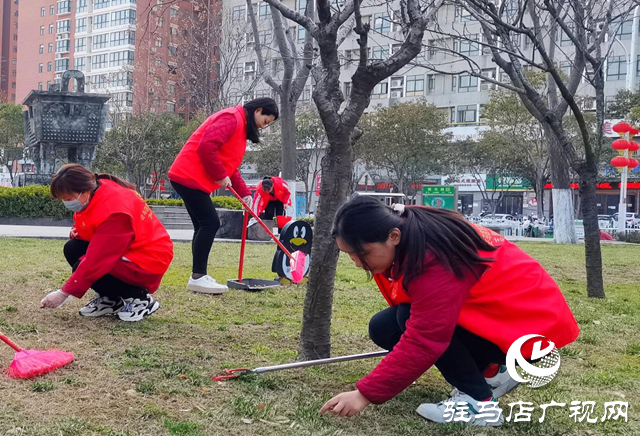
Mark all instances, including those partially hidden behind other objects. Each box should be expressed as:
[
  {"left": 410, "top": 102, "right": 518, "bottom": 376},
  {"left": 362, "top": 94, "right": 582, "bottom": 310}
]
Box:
[{"left": 272, "top": 220, "right": 313, "bottom": 282}]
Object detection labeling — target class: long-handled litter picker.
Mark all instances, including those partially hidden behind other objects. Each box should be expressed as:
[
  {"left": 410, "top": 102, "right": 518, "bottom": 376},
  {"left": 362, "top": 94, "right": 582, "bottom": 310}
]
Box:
[
  {"left": 227, "top": 187, "right": 307, "bottom": 283},
  {"left": 213, "top": 350, "right": 389, "bottom": 381},
  {"left": 1, "top": 331, "right": 74, "bottom": 379}
]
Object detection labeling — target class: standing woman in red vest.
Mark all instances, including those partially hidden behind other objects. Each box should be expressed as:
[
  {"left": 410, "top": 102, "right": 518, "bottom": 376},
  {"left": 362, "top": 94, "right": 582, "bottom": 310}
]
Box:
[
  {"left": 320, "top": 196, "right": 579, "bottom": 426},
  {"left": 168, "top": 98, "right": 278, "bottom": 294},
  {"left": 40, "top": 164, "right": 174, "bottom": 322},
  {"left": 251, "top": 176, "right": 292, "bottom": 220}
]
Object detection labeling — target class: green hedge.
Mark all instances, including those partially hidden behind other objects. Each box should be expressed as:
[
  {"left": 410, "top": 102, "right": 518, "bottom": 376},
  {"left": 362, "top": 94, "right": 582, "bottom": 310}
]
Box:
[
  {"left": 616, "top": 232, "right": 640, "bottom": 244},
  {"left": 0, "top": 186, "right": 72, "bottom": 220},
  {"left": 0, "top": 186, "right": 243, "bottom": 219}
]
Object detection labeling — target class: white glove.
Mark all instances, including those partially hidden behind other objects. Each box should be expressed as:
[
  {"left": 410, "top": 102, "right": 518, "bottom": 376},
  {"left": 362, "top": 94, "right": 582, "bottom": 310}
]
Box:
[
  {"left": 216, "top": 176, "right": 232, "bottom": 188},
  {"left": 242, "top": 195, "right": 253, "bottom": 208},
  {"left": 248, "top": 217, "right": 257, "bottom": 227},
  {"left": 41, "top": 290, "right": 73, "bottom": 309}
]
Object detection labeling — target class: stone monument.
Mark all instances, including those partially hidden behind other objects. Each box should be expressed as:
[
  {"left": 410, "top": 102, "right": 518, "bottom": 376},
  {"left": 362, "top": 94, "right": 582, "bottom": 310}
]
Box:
[{"left": 22, "top": 70, "right": 111, "bottom": 175}]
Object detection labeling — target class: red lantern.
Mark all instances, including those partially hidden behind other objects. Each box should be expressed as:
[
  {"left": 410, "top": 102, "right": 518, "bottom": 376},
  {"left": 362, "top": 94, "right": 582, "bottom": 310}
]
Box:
[
  {"left": 160, "top": 186, "right": 166, "bottom": 191},
  {"left": 629, "top": 158, "right": 640, "bottom": 169},
  {"left": 152, "top": 171, "right": 157, "bottom": 176},
  {"left": 613, "top": 122, "right": 632, "bottom": 134},
  {"left": 160, "top": 179, "right": 166, "bottom": 184},
  {"left": 611, "top": 156, "right": 630, "bottom": 168},
  {"left": 630, "top": 128, "right": 639, "bottom": 137},
  {"left": 151, "top": 178, "right": 157, "bottom": 183},
  {"left": 612, "top": 139, "right": 630, "bottom": 152},
  {"left": 628, "top": 141, "right": 640, "bottom": 152}
]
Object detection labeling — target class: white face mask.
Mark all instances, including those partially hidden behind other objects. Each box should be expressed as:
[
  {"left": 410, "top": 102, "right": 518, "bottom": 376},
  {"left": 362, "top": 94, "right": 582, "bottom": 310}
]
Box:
[{"left": 63, "top": 192, "right": 89, "bottom": 212}]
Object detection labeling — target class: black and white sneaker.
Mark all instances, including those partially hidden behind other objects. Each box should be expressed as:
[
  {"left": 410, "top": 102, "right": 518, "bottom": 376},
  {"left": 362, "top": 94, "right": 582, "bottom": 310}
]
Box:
[
  {"left": 79, "top": 294, "right": 124, "bottom": 317},
  {"left": 117, "top": 294, "right": 160, "bottom": 322}
]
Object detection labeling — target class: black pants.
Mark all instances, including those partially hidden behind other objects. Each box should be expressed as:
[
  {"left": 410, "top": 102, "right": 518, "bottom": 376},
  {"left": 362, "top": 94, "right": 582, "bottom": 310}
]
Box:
[
  {"left": 64, "top": 239, "right": 147, "bottom": 300},
  {"left": 369, "top": 304, "right": 506, "bottom": 401},
  {"left": 171, "top": 180, "right": 220, "bottom": 275},
  {"left": 260, "top": 200, "right": 284, "bottom": 220}
]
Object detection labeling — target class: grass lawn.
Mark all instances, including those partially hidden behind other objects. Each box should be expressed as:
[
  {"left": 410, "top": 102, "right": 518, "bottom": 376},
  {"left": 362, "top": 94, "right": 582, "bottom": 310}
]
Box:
[{"left": 0, "top": 238, "right": 638, "bottom": 436}]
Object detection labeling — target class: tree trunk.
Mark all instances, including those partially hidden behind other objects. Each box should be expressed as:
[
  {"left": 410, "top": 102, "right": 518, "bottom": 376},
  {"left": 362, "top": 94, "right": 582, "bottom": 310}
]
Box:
[
  {"left": 547, "top": 128, "right": 577, "bottom": 243},
  {"left": 536, "top": 176, "right": 545, "bottom": 219},
  {"left": 280, "top": 102, "right": 298, "bottom": 217},
  {"left": 298, "top": 135, "right": 353, "bottom": 360},
  {"left": 579, "top": 169, "right": 605, "bottom": 298}
]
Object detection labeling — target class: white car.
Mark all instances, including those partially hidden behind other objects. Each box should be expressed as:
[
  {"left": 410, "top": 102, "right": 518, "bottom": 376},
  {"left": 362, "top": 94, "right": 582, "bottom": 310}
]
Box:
[
  {"left": 479, "top": 214, "right": 516, "bottom": 224},
  {"left": 612, "top": 212, "right": 640, "bottom": 227}
]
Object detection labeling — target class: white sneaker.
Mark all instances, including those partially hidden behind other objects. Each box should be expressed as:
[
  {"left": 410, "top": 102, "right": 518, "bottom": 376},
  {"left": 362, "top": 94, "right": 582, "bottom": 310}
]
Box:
[
  {"left": 117, "top": 294, "right": 160, "bottom": 322},
  {"left": 187, "top": 275, "right": 228, "bottom": 295},
  {"left": 416, "top": 389, "right": 503, "bottom": 426},
  {"left": 485, "top": 365, "right": 521, "bottom": 398},
  {"left": 78, "top": 294, "right": 124, "bottom": 317}
]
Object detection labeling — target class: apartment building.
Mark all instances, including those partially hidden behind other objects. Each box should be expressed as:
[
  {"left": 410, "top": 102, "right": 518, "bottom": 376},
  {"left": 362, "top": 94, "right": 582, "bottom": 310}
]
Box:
[{"left": 0, "top": 0, "right": 19, "bottom": 102}]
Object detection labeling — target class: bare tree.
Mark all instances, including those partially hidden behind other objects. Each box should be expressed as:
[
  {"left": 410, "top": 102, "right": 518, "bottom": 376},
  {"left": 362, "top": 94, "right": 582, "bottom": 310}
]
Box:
[{"left": 259, "top": 0, "right": 445, "bottom": 359}]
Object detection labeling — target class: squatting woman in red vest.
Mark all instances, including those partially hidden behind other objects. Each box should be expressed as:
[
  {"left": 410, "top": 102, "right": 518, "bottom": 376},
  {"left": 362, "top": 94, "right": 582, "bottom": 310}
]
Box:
[
  {"left": 320, "top": 196, "right": 579, "bottom": 426},
  {"left": 251, "top": 176, "right": 292, "bottom": 220},
  {"left": 168, "top": 98, "right": 278, "bottom": 294},
  {"left": 40, "top": 164, "right": 174, "bottom": 322}
]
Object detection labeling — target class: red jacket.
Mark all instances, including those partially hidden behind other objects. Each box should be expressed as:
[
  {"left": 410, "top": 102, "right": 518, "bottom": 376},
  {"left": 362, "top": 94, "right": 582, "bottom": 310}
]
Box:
[
  {"left": 358, "top": 225, "right": 579, "bottom": 404},
  {"left": 168, "top": 106, "right": 250, "bottom": 197},
  {"left": 62, "top": 180, "right": 173, "bottom": 298},
  {"left": 251, "top": 176, "right": 292, "bottom": 216}
]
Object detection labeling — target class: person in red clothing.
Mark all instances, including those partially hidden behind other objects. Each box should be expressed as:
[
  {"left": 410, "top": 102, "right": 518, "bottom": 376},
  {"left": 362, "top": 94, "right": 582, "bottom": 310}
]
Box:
[
  {"left": 40, "top": 164, "right": 174, "bottom": 322},
  {"left": 251, "top": 176, "right": 292, "bottom": 220},
  {"left": 169, "top": 98, "right": 278, "bottom": 294},
  {"left": 320, "top": 196, "right": 579, "bottom": 426}
]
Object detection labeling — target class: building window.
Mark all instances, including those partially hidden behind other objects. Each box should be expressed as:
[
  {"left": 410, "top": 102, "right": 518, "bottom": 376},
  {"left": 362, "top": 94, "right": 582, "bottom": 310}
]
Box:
[
  {"left": 458, "top": 74, "right": 478, "bottom": 93},
  {"left": 49, "top": 24, "right": 54, "bottom": 34},
  {"left": 92, "top": 53, "right": 109, "bottom": 69},
  {"left": 170, "top": 7, "right": 179, "bottom": 17},
  {"left": 75, "top": 38, "right": 86, "bottom": 52},
  {"left": 38, "top": 82, "right": 43, "bottom": 91},
  {"left": 232, "top": 5, "right": 246, "bottom": 22},
  {"left": 110, "top": 30, "right": 136, "bottom": 47},
  {"left": 259, "top": 3, "right": 271, "bottom": 19},
  {"left": 41, "top": 7, "right": 46, "bottom": 16},
  {"left": 168, "top": 83, "right": 175, "bottom": 94},
  {"left": 613, "top": 19, "right": 633, "bottom": 41},
  {"left": 427, "top": 74, "right": 436, "bottom": 92},
  {"left": 95, "top": 13, "right": 110, "bottom": 29},
  {"left": 373, "top": 13, "right": 390, "bottom": 34},
  {"left": 244, "top": 61, "right": 256, "bottom": 80},
  {"left": 39, "top": 44, "right": 44, "bottom": 54},
  {"left": 113, "top": 92, "right": 134, "bottom": 107},
  {"left": 57, "top": 19, "right": 71, "bottom": 33},
  {"left": 40, "top": 26, "right": 45, "bottom": 36},
  {"left": 39, "top": 63, "right": 44, "bottom": 73},
  {"left": 95, "top": 0, "right": 110, "bottom": 9},
  {"left": 77, "top": 0, "right": 87, "bottom": 13},
  {"left": 48, "top": 43, "right": 53, "bottom": 53},
  {"left": 167, "top": 101, "right": 175, "bottom": 112},
  {"left": 56, "top": 39, "right": 70, "bottom": 53},
  {"left": 156, "top": 17, "right": 163, "bottom": 27},
  {"left": 168, "top": 45, "right": 177, "bottom": 56},
  {"left": 155, "top": 58, "right": 162, "bottom": 67},
  {"left": 109, "top": 71, "right": 133, "bottom": 87},
  {"left": 560, "top": 61, "right": 571, "bottom": 77},
  {"left": 76, "top": 18, "right": 87, "bottom": 33},
  {"left": 50, "top": 5, "right": 55, "bottom": 15},
  {"left": 406, "top": 75, "right": 425, "bottom": 96},
  {"left": 607, "top": 56, "right": 627, "bottom": 81},
  {"left": 112, "top": 0, "right": 136, "bottom": 5},
  {"left": 457, "top": 105, "right": 477, "bottom": 123},
  {"left": 57, "top": 1, "right": 71, "bottom": 14},
  {"left": 455, "top": 6, "right": 474, "bottom": 21},
  {"left": 372, "top": 46, "right": 389, "bottom": 60},
  {"left": 112, "top": 9, "right": 136, "bottom": 26},
  {"left": 109, "top": 50, "right": 134, "bottom": 67},
  {"left": 371, "top": 80, "right": 388, "bottom": 99},
  {"left": 55, "top": 58, "right": 69, "bottom": 72},
  {"left": 47, "top": 62, "right": 52, "bottom": 72},
  {"left": 155, "top": 38, "right": 162, "bottom": 47},
  {"left": 74, "top": 57, "right": 86, "bottom": 71},
  {"left": 13, "top": 34, "right": 17, "bottom": 41},
  {"left": 93, "top": 33, "right": 110, "bottom": 49},
  {"left": 459, "top": 37, "right": 480, "bottom": 56}
]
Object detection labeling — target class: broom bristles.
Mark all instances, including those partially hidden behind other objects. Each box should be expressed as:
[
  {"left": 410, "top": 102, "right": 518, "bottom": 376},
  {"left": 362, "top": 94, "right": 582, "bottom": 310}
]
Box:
[{"left": 6, "top": 349, "right": 74, "bottom": 379}]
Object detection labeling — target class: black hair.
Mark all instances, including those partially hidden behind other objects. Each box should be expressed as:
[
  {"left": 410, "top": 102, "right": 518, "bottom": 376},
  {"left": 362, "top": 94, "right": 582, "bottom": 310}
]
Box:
[
  {"left": 51, "top": 164, "right": 136, "bottom": 199},
  {"left": 261, "top": 176, "right": 274, "bottom": 191},
  {"left": 243, "top": 97, "right": 279, "bottom": 144},
  {"left": 332, "top": 196, "right": 496, "bottom": 289}
]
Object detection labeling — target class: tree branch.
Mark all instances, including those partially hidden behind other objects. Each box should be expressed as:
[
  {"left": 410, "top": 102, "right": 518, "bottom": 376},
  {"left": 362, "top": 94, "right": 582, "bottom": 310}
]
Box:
[
  {"left": 246, "top": 0, "right": 280, "bottom": 92},
  {"left": 262, "top": 0, "right": 318, "bottom": 34}
]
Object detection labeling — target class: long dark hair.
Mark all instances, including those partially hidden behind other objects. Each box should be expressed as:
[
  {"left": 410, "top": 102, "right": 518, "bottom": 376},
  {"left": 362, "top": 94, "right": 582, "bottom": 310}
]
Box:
[
  {"left": 243, "top": 97, "right": 279, "bottom": 144},
  {"left": 51, "top": 164, "right": 136, "bottom": 198},
  {"left": 332, "top": 196, "right": 497, "bottom": 289}
]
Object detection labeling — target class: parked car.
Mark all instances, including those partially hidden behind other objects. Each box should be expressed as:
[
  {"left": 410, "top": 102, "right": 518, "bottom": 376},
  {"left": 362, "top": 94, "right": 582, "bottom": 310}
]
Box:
[
  {"left": 598, "top": 215, "right": 614, "bottom": 228},
  {"left": 612, "top": 212, "right": 640, "bottom": 227},
  {"left": 479, "top": 214, "right": 516, "bottom": 224}
]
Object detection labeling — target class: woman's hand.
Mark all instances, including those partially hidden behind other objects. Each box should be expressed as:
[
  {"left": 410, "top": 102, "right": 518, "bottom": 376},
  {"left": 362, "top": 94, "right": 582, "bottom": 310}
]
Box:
[
  {"left": 69, "top": 226, "right": 78, "bottom": 239},
  {"left": 242, "top": 195, "right": 253, "bottom": 208},
  {"left": 41, "top": 290, "right": 72, "bottom": 309},
  {"left": 216, "top": 176, "right": 232, "bottom": 188},
  {"left": 319, "top": 390, "right": 371, "bottom": 417}
]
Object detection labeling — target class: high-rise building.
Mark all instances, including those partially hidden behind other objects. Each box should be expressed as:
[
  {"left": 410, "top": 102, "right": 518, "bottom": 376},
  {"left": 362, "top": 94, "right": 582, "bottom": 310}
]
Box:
[
  {"left": 0, "top": 0, "right": 20, "bottom": 103},
  {"left": 16, "top": 0, "right": 219, "bottom": 123}
]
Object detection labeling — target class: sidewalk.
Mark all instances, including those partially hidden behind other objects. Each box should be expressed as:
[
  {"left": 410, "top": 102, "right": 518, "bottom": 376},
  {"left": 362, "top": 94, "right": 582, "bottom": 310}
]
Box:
[{"left": 0, "top": 225, "right": 270, "bottom": 244}]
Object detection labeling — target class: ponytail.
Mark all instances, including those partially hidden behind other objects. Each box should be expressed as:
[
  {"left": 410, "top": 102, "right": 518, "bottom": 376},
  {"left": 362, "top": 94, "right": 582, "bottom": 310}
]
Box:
[
  {"left": 95, "top": 173, "right": 136, "bottom": 191},
  {"left": 51, "top": 164, "right": 136, "bottom": 199}
]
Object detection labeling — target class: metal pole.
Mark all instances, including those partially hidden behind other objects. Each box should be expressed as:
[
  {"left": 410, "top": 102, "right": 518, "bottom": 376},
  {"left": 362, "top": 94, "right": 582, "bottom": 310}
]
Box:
[
  {"left": 251, "top": 350, "right": 389, "bottom": 374},
  {"left": 630, "top": 6, "right": 640, "bottom": 90},
  {"left": 618, "top": 132, "right": 629, "bottom": 234}
]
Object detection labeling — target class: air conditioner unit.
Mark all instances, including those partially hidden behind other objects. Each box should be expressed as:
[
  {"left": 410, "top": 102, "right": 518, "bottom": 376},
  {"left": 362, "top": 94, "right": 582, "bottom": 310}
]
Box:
[
  {"left": 390, "top": 90, "right": 403, "bottom": 98},
  {"left": 480, "top": 83, "right": 496, "bottom": 91},
  {"left": 391, "top": 78, "right": 403, "bottom": 87}
]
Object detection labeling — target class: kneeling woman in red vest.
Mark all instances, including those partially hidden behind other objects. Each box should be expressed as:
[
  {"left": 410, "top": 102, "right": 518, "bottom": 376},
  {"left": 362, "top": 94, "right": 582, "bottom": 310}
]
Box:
[
  {"left": 168, "top": 98, "right": 278, "bottom": 295},
  {"left": 251, "top": 176, "right": 292, "bottom": 220},
  {"left": 321, "top": 196, "right": 579, "bottom": 426},
  {"left": 40, "top": 164, "right": 174, "bottom": 322}
]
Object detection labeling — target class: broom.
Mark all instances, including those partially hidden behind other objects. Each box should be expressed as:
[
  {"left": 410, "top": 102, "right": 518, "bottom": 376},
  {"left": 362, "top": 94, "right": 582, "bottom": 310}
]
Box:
[{"left": 1, "top": 331, "right": 74, "bottom": 379}]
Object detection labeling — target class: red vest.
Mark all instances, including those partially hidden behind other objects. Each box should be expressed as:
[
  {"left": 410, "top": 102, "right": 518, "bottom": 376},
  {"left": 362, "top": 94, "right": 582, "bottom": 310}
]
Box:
[
  {"left": 373, "top": 224, "right": 579, "bottom": 354},
  {"left": 168, "top": 105, "right": 247, "bottom": 193},
  {"left": 254, "top": 176, "right": 292, "bottom": 216},
  {"left": 74, "top": 180, "right": 173, "bottom": 275}
]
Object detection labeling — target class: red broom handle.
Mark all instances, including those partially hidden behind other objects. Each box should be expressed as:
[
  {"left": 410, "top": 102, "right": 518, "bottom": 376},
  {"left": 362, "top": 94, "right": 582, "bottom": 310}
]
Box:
[
  {"left": 0, "top": 332, "right": 23, "bottom": 352},
  {"left": 227, "top": 187, "right": 294, "bottom": 259},
  {"left": 238, "top": 211, "right": 248, "bottom": 282}
]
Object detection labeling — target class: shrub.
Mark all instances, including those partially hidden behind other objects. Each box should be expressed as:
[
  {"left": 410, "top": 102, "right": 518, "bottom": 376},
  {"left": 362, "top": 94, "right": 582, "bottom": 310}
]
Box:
[
  {"left": 616, "top": 231, "right": 640, "bottom": 244},
  {"left": 146, "top": 196, "right": 241, "bottom": 209}
]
